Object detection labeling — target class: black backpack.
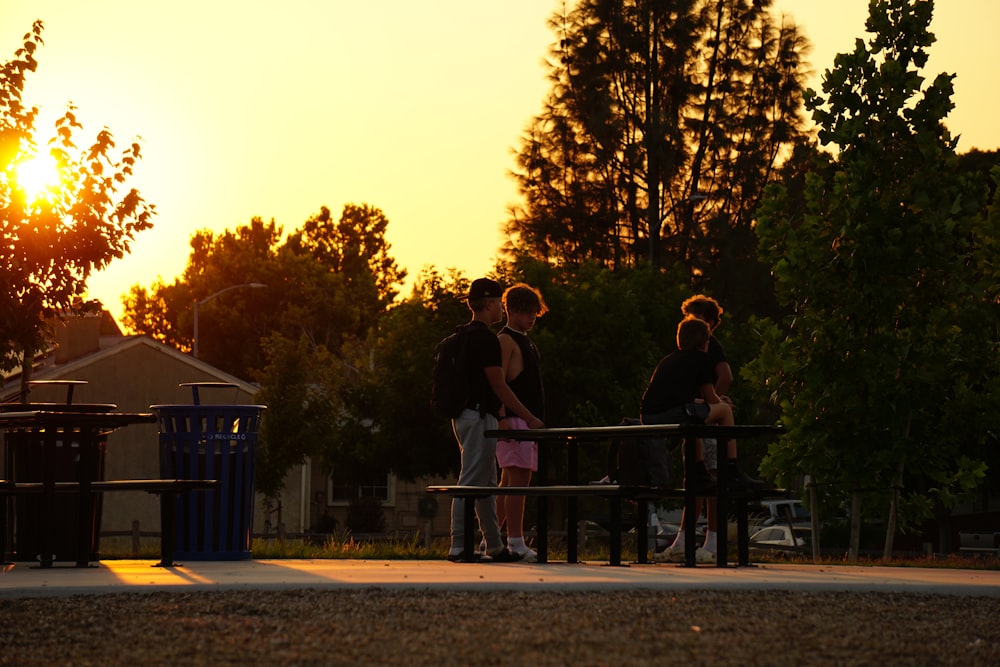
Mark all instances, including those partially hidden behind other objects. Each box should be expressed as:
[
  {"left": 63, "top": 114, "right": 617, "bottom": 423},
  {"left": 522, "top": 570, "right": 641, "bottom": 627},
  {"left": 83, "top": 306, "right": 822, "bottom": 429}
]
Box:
[
  {"left": 612, "top": 417, "right": 672, "bottom": 488},
  {"left": 430, "top": 324, "right": 471, "bottom": 419}
]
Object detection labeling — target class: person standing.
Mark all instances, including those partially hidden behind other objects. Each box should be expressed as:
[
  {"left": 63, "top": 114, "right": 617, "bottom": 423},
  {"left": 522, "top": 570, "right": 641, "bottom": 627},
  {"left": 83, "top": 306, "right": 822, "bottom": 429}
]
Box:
[
  {"left": 495, "top": 283, "right": 548, "bottom": 562},
  {"left": 447, "top": 278, "right": 544, "bottom": 563}
]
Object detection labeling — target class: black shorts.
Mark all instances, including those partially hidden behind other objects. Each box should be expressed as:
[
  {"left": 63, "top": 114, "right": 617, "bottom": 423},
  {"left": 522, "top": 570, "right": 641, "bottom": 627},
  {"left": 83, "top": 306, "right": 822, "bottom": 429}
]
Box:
[{"left": 641, "top": 402, "right": 710, "bottom": 425}]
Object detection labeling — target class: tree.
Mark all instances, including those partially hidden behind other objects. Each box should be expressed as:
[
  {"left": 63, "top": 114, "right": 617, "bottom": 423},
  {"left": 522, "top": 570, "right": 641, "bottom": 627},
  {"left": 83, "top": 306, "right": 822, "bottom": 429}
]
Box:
[
  {"left": 745, "top": 0, "right": 1000, "bottom": 559},
  {"left": 507, "top": 0, "right": 810, "bottom": 319},
  {"left": 123, "top": 217, "right": 280, "bottom": 376},
  {"left": 123, "top": 204, "right": 406, "bottom": 504},
  {"left": 1, "top": 21, "right": 154, "bottom": 393},
  {"left": 123, "top": 204, "right": 405, "bottom": 380}
]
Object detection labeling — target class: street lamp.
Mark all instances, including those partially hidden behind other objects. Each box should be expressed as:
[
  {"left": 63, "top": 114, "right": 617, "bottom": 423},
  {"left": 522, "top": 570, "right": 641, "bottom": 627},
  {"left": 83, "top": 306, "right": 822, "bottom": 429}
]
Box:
[{"left": 193, "top": 283, "right": 267, "bottom": 359}]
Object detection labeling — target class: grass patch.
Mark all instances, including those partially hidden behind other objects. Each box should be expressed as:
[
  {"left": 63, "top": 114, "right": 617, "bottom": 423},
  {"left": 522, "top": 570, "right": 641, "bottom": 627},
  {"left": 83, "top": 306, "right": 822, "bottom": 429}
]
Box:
[{"left": 94, "top": 531, "right": 999, "bottom": 570}]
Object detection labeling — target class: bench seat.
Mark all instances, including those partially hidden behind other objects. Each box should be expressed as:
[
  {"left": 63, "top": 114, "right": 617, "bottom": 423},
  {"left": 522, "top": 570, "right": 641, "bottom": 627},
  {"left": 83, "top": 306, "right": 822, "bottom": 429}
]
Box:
[{"left": 0, "top": 478, "right": 218, "bottom": 568}]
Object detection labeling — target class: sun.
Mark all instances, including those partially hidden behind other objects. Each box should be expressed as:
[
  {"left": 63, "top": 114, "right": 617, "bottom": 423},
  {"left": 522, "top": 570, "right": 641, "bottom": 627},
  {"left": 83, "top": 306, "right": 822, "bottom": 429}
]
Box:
[{"left": 15, "top": 152, "right": 63, "bottom": 202}]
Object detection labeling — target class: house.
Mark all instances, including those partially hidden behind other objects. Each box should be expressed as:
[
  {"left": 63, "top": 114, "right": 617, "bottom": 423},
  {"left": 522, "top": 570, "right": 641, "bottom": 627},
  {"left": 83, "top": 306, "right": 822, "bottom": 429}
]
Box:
[{"left": 1, "top": 313, "right": 451, "bottom": 548}]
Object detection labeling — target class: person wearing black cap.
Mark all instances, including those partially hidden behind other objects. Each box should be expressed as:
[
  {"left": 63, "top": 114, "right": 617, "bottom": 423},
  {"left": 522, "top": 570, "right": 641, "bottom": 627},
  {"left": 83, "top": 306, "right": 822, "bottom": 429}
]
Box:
[{"left": 447, "top": 278, "right": 544, "bottom": 563}]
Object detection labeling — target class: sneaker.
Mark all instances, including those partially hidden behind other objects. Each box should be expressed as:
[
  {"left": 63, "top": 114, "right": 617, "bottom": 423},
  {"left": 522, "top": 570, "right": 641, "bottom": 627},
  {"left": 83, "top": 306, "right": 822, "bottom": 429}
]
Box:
[
  {"left": 511, "top": 546, "right": 537, "bottom": 563},
  {"left": 446, "top": 551, "right": 483, "bottom": 563},
  {"left": 694, "top": 548, "right": 716, "bottom": 564},
  {"left": 486, "top": 548, "right": 523, "bottom": 563},
  {"left": 724, "top": 463, "right": 767, "bottom": 493},
  {"left": 653, "top": 544, "right": 715, "bottom": 564}
]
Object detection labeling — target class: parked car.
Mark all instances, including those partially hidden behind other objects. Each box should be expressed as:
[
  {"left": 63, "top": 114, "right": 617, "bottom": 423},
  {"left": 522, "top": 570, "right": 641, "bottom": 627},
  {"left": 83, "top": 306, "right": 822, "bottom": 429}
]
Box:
[
  {"left": 749, "top": 499, "right": 811, "bottom": 527},
  {"left": 749, "top": 524, "right": 812, "bottom": 555}
]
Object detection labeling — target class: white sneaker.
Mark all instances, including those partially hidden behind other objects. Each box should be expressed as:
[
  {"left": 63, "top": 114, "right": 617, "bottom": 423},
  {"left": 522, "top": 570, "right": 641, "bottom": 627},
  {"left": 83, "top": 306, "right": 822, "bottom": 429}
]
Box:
[
  {"left": 511, "top": 546, "right": 537, "bottom": 563},
  {"left": 653, "top": 544, "right": 715, "bottom": 564}
]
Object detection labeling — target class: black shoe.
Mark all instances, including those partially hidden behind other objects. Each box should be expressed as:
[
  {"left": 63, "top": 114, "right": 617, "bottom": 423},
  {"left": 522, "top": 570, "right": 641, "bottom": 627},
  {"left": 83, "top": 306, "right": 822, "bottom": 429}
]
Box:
[
  {"left": 687, "top": 465, "right": 717, "bottom": 495},
  {"left": 485, "top": 548, "right": 523, "bottom": 563},
  {"left": 446, "top": 551, "right": 482, "bottom": 563},
  {"left": 724, "top": 463, "right": 767, "bottom": 493}
]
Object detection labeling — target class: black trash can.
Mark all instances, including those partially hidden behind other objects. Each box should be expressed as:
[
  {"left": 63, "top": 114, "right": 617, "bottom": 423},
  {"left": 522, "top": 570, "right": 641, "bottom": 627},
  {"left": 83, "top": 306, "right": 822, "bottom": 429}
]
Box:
[
  {"left": 152, "top": 383, "right": 265, "bottom": 560},
  {"left": 1, "top": 380, "right": 115, "bottom": 564}
]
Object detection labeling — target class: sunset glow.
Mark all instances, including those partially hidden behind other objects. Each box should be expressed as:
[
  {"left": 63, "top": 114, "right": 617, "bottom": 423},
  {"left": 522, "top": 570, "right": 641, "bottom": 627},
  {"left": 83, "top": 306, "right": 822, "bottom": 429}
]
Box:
[
  {"left": 1, "top": 1, "right": 997, "bottom": 325},
  {"left": 14, "top": 152, "right": 61, "bottom": 203}
]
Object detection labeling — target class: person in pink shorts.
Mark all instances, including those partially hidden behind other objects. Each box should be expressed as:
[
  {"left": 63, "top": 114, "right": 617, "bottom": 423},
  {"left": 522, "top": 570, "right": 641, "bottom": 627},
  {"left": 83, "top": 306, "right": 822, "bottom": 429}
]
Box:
[{"left": 496, "top": 283, "right": 548, "bottom": 562}]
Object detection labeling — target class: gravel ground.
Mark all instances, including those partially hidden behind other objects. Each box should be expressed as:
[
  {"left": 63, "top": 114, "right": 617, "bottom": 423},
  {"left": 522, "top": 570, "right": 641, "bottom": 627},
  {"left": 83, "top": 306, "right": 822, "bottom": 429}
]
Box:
[{"left": 1, "top": 589, "right": 998, "bottom": 666}]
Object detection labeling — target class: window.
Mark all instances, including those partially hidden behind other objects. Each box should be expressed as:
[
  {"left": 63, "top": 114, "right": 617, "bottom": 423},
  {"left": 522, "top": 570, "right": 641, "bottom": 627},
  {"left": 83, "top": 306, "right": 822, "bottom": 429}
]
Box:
[{"left": 327, "top": 470, "right": 394, "bottom": 506}]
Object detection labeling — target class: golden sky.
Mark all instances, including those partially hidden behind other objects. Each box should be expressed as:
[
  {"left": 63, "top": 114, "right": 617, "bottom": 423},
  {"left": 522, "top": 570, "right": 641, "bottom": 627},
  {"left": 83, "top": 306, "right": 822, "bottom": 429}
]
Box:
[{"left": 3, "top": 1, "right": 998, "bottom": 325}]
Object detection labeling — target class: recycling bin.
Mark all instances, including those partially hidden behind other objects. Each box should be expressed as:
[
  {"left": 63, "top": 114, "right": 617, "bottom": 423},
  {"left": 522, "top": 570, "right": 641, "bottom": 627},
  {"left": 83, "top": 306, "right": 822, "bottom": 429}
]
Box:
[
  {"left": 152, "top": 383, "right": 265, "bottom": 560},
  {"left": 1, "top": 380, "right": 114, "bottom": 563}
]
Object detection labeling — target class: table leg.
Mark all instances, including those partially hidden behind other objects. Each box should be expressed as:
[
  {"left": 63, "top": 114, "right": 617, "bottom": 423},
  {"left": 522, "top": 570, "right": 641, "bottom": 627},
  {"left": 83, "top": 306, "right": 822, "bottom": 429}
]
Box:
[
  {"left": 737, "top": 497, "right": 750, "bottom": 566},
  {"left": 39, "top": 431, "right": 55, "bottom": 569},
  {"left": 76, "top": 431, "right": 98, "bottom": 568},
  {"left": 157, "top": 492, "right": 178, "bottom": 567},
  {"left": 635, "top": 497, "right": 649, "bottom": 564},
  {"left": 463, "top": 496, "right": 476, "bottom": 562},
  {"left": 608, "top": 495, "right": 622, "bottom": 566},
  {"left": 536, "top": 496, "right": 548, "bottom": 563},
  {"left": 716, "top": 461, "right": 729, "bottom": 568},
  {"left": 537, "top": 441, "right": 549, "bottom": 564},
  {"left": 566, "top": 440, "right": 578, "bottom": 563},
  {"left": 0, "top": 495, "right": 8, "bottom": 565},
  {"left": 683, "top": 437, "right": 697, "bottom": 568}
]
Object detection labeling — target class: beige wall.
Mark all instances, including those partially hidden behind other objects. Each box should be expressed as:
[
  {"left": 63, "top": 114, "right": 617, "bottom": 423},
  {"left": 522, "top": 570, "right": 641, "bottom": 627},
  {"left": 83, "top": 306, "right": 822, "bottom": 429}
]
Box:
[
  {"left": 4, "top": 334, "right": 451, "bottom": 551},
  {"left": 1, "top": 338, "right": 271, "bottom": 543}
]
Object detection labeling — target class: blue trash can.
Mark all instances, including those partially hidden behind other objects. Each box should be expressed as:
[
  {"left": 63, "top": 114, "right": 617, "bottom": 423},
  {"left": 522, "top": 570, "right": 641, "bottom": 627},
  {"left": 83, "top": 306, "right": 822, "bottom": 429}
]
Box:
[{"left": 152, "top": 383, "right": 265, "bottom": 560}]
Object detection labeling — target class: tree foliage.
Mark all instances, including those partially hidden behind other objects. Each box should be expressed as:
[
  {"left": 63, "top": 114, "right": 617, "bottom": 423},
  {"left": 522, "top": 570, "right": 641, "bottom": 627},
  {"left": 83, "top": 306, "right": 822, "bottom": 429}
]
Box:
[
  {"left": 507, "top": 0, "right": 810, "bottom": 319},
  {"left": 1, "top": 21, "right": 154, "bottom": 387},
  {"left": 123, "top": 204, "right": 406, "bottom": 499},
  {"left": 123, "top": 204, "right": 405, "bottom": 380},
  {"left": 363, "top": 259, "right": 695, "bottom": 481},
  {"left": 745, "top": 0, "right": 1000, "bottom": 545}
]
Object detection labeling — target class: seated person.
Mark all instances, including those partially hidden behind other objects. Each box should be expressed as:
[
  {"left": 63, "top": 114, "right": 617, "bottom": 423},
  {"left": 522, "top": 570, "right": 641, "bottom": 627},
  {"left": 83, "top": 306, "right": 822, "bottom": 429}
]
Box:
[{"left": 639, "top": 315, "right": 762, "bottom": 492}]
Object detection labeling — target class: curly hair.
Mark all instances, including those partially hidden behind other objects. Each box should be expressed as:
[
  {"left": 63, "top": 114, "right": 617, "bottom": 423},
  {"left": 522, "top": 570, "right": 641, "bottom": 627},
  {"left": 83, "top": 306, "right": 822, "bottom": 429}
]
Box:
[
  {"left": 681, "top": 294, "right": 722, "bottom": 327},
  {"left": 503, "top": 283, "right": 549, "bottom": 316}
]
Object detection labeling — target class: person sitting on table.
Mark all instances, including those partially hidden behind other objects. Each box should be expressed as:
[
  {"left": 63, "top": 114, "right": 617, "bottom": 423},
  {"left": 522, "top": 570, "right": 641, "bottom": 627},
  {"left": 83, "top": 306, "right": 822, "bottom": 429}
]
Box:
[
  {"left": 678, "top": 294, "right": 732, "bottom": 560},
  {"left": 495, "top": 283, "right": 548, "bottom": 563},
  {"left": 639, "top": 315, "right": 764, "bottom": 562}
]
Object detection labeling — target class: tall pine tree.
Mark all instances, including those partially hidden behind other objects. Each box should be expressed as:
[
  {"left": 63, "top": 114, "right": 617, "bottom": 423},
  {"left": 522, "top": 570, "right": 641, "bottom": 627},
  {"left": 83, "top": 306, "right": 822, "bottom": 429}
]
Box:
[{"left": 507, "top": 0, "right": 810, "bottom": 318}]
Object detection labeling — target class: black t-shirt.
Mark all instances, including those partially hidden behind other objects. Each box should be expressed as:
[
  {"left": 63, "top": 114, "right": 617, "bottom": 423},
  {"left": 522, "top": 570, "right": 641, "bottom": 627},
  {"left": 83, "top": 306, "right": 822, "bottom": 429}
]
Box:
[
  {"left": 464, "top": 321, "right": 503, "bottom": 416},
  {"left": 639, "top": 348, "right": 714, "bottom": 416},
  {"left": 706, "top": 335, "right": 727, "bottom": 384}
]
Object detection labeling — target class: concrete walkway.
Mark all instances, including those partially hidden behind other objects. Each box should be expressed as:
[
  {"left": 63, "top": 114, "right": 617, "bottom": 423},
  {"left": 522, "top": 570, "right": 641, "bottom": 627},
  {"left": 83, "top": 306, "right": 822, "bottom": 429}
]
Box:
[{"left": 2, "top": 559, "right": 998, "bottom": 598}]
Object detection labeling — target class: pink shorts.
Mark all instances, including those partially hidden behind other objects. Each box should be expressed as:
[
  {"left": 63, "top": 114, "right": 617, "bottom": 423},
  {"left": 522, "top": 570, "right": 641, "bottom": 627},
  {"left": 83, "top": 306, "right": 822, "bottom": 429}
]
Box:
[{"left": 496, "top": 417, "right": 538, "bottom": 471}]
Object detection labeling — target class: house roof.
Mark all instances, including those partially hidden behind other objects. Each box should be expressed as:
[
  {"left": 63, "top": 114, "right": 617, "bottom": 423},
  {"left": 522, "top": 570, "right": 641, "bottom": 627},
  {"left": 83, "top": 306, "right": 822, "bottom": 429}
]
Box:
[{"left": 0, "top": 334, "right": 257, "bottom": 402}]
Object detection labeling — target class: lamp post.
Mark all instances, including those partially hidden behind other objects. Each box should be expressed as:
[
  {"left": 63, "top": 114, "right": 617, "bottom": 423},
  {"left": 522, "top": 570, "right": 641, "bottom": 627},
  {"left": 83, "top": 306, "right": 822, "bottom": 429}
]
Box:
[{"left": 193, "top": 283, "right": 267, "bottom": 359}]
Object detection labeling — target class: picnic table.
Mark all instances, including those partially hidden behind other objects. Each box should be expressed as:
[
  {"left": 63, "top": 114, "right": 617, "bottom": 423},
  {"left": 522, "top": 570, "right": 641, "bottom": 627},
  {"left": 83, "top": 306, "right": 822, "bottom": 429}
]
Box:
[
  {"left": 431, "top": 423, "right": 785, "bottom": 566},
  {"left": 0, "top": 409, "right": 171, "bottom": 568}
]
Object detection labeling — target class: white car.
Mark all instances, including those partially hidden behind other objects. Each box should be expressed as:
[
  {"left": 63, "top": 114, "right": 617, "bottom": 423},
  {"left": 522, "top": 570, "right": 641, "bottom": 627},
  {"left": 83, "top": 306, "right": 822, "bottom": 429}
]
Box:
[
  {"left": 749, "top": 525, "right": 811, "bottom": 554},
  {"left": 750, "top": 499, "right": 811, "bottom": 526}
]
